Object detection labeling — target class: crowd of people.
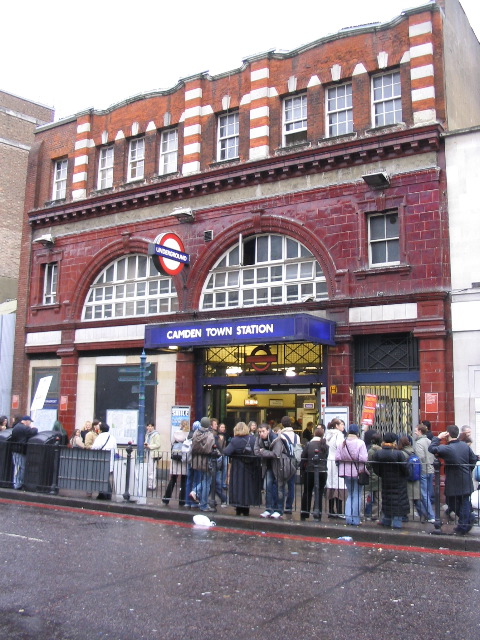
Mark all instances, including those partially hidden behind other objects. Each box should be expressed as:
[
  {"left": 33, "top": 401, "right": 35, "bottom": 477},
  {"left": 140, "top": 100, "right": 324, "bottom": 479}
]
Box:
[{"left": 157, "top": 416, "right": 479, "bottom": 533}]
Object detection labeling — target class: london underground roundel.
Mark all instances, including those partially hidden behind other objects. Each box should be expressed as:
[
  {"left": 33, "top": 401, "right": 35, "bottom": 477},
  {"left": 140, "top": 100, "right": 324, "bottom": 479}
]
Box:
[{"left": 151, "top": 232, "right": 189, "bottom": 276}]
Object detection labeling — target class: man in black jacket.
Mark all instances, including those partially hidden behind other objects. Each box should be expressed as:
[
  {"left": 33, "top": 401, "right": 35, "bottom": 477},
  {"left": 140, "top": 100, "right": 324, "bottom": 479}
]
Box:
[
  {"left": 429, "top": 425, "right": 477, "bottom": 535},
  {"left": 11, "top": 416, "right": 38, "bottom": 489}
]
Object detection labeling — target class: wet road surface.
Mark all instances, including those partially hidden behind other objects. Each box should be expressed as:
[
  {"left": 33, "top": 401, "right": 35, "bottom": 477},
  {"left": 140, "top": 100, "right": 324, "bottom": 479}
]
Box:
[{"left": 0, "top": 498, "right": 479, "bottom": 640}]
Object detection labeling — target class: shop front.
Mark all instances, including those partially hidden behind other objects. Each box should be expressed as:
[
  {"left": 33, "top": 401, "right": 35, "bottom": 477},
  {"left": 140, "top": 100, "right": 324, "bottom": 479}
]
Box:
[{"left": 145, "top": 313, "right": 336, "bottom": 431}]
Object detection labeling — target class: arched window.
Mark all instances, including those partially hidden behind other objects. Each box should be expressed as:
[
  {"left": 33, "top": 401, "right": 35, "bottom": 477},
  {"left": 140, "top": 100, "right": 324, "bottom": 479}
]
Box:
[
  {"left": 82, "top": 254, "right": 178, "bottom": 321},
  {"left": 200, "top": 234, "right": 327, "bottom": 310}
]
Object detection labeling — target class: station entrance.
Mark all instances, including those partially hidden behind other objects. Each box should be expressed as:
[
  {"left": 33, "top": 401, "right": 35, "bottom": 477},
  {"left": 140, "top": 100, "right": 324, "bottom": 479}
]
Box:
[{"left": 200, "top": 341, "right": 326, "bottom": 434}]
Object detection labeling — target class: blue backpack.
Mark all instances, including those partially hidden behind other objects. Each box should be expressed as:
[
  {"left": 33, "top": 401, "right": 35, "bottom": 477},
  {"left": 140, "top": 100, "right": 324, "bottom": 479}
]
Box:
[{"left": 407, "top": 452, "right": 421, "bottom": 482}]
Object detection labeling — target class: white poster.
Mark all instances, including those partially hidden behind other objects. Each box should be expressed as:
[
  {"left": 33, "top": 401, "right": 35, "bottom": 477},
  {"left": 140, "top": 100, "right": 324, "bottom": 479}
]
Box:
[
  {"left": 323, "top": 406, "right": 350, "bottom": 429},
  {"left": 31, "top": 376, "right": 53, "bottom": 411},
  {"left": 107, "top": 409, "right": 138, "bottom": 445},
  {"left": 170, "top": 405, "right": 190, "bottom": 439},
  {"left": 31, "top": 408, "right": 57, "bottom": 432}
]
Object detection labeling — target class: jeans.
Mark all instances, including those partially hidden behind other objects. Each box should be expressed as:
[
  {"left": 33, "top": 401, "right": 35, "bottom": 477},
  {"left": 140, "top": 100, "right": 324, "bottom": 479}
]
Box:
[
  {"left": 12, "top": 453, "right": 25, "bottom": 489},
  {"left": 285, "top": 473, "right": 296, "bottom": 511},
  {"left": 418, "top": 475, "right": 435, "bottom": 520},
  {"left": 264, "top": 468, "right": 286, "bottom": 514},
  {"left": 344, "top": 476, "right": 362, "bottom": 525},
  {"left": 193, "top": 471, "right": 212, "bottom": 510},
  {"left": 185, "top": 467, "right": 200, "bottom": 506},
  {"left": 146, "top": 453, "right": 158, "bottom": 490},
  {"left": 211, "top": 467, "right": 227, "bottom": 504}
]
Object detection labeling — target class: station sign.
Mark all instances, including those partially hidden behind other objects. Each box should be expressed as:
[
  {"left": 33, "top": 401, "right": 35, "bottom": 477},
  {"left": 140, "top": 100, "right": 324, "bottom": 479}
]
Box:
[
  {"left": 148, "top": 232, "right": 189, "bottom": 276},
  {"left": 145, "top": 313, "right": 336, "bottom": 349}
]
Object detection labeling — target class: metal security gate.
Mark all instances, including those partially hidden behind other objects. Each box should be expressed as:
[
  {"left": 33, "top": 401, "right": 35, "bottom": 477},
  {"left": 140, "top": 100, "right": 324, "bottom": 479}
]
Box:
[{"left": 354, "top": 384, "right": 419, "bottom": 434}]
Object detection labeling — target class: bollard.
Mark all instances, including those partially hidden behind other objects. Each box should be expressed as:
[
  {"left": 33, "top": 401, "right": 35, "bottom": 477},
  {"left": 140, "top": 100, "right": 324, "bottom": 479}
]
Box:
[
  {"left": 49, "top": 437, "right": 61, "bottom": 495},
  {"left": 430, "top": 456, "right": 443, "bottom": 535},
  {"left": 123, "top": 442, "right": 133, "bottom": 502},
  {"left": 312, "top": 448, "right": 321, "bottom": 520},
  {"left": 209, "top": 445, "right": 218, "bottom": 511}
]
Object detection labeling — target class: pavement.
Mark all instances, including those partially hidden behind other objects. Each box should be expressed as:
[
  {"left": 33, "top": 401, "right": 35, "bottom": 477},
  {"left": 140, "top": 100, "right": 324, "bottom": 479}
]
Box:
[{"left": 1, "top": 487, "right": 479, "bottom": 553}]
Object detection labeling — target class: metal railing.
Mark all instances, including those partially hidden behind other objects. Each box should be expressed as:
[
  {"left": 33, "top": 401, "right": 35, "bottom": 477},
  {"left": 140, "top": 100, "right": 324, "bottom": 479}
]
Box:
[{"left": 0, "top": 440, "right": 479, "bottom": 533}]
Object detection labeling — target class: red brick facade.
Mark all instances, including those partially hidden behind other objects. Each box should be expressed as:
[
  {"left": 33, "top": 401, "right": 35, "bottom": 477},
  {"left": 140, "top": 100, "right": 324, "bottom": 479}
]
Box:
[{"left": 15, "top": 3, "right": 466, "bottom": 434}]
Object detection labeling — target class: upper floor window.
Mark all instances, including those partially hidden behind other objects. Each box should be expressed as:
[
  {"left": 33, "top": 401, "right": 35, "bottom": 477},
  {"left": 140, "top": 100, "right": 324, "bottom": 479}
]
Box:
[
  {"left": 82, "top": 254, "right": 178, "bottom": 321},
  {"left": 128, "top": 138, "right": 145, "bottom": 181},
  {"left": 326, "top": 83, "right": 353, "bottom": 137},
  {"left": 43, "top": 262, "right": 58, "bottom": 305},
  {"left": 217, "top": 112, "right": 239, "bottom": 161},
  {"left": 368, "top": 211, "right": 400, "bottom": 266},
  {"left": 159, "top": 129, "right": 178, "bottom": 175},
  {"left": 200, "top": 234, "right": 327, "bottom": 311},
  {"left": 372, "top": 71, "right": 402, "bottom": 127},
  {"left": 98, "top": 145, "right": 114, "bottom": 190},
  {"left": 283, "top": 95, "right": 307, "bottom": 146},
  {"left": 52, "top": 159, "right": 68, "bottom": 200}
]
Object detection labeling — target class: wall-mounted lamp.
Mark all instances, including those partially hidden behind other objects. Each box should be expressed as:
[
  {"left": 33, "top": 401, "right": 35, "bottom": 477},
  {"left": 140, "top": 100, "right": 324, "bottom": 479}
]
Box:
[
  {"left": 362, "top": 172, "right": 390, "bottom": 189},
  {"left": 33, "top": 234, "right": 55, "bottom": 248},
  {"left": 170, "top": 207, "right": 194, "bottom": 223}
]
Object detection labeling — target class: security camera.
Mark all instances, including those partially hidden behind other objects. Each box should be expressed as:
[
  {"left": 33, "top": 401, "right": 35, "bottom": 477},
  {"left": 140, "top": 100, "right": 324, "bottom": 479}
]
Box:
[{"left": 33, "top": 234, "right": 55, "bottom": 247}]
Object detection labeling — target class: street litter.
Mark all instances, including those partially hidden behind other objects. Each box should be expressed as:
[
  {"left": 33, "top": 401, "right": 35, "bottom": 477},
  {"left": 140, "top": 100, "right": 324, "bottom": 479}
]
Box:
[{"left": 193, "top": 514, "right": 216, "bottom": 527}]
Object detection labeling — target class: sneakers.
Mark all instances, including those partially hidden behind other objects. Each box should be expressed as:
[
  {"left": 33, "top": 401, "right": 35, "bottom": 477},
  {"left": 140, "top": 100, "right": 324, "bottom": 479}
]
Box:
[
  {"left": 189, "top": 491, "right": 199, "bottom": 504},
  {"left": 260, "top": 510, "right": 271, "bottom": 518},
  {"left": 270, "top": 512, "right": 283, "bottom": 519},
  {"left": 427, "top": 518, "right": 436, "bottom": 524}
]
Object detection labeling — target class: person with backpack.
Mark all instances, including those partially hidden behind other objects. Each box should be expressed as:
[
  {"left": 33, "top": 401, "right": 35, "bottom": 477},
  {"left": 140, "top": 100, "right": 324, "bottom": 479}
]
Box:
[
  {"left": 280, "top": 416, "right": 303, "bottom": 514},
  {"left": 254, "top": 422, "right": 296, "bottom": 519},
  {"left": 189, "top": 417, "right": 216, "bottom": 512},
  {"left": 372, "top": 432, "right": 410, "bottom": 528},
  {"left": 414, "top": 423, "right": 436, "bottom": 519},
  {"left": 162, "top": 419, "right": 189, "bottom": 505},
  {"left": 223, "top": 422, "right": 262, "bottom": 516},
  {"left": 397, "top": 435, "right": 426, "bottom": 522}
]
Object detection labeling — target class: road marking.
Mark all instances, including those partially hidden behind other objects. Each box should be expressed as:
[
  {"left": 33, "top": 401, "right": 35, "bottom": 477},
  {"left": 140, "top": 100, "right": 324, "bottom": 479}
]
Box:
[
  {"left": 0, "top": 531, "right": 47, "bottom": 542},
  {"left": 1, "top": 497, "right": 480, "bottom": 558}
]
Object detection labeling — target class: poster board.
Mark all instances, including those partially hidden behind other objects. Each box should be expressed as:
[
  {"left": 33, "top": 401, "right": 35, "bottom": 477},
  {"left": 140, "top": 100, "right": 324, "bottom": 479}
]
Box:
[
  {"left": 31, "top": 376, "right": 53, "bottom": 412},
  {"left": 170, "top": 405, "right": 190, "bottom": 439},
  {"left": 107, "top": 409, "right": 138, "bottom": 445},
  {"left": 323, "top": 406, "right": 349, "bottom": 429},
  {"left": 31, "top": 409, "right": 57, "bottom": 432}
]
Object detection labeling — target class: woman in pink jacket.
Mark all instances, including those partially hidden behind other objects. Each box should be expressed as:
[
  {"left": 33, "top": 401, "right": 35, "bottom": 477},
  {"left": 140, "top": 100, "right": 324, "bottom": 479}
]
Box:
[{"left": 335, "top": 424, "right": 368, "bottom": 526}]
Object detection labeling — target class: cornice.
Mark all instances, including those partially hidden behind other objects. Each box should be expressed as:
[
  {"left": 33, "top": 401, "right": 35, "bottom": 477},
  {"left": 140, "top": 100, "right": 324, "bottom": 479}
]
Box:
[{"left": 29, "top": 124, "right": 443, "bottom": 229}]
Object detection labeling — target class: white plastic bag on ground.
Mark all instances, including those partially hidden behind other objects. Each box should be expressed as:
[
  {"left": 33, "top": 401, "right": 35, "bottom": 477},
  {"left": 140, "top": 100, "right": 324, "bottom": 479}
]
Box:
[{"left": 193, "top": 514, "right": 216, "bottom": 527}]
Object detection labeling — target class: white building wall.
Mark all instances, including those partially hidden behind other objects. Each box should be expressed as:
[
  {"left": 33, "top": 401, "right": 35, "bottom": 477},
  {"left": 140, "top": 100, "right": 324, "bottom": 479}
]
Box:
[{"left": 445, "top": 128, "right": 480, "bottom": 431}]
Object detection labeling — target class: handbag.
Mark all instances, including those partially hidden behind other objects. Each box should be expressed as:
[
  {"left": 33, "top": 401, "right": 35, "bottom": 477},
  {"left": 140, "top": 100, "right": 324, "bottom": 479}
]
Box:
[
  {"left": 345, "top": 440, "right": 370, "bottom": 485},
  {"left": 357, "top": 470, "right": 370, "bottom": 485}
]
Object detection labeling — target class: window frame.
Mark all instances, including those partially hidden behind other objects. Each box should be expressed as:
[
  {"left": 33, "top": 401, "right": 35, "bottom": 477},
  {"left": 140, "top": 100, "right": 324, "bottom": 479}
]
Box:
[
  {"left": 52, "top": 159, "right": 68, "bottom": 200},
  {"left": 217, "top": 112, "right": 239, "bottom": 162},
  {"left": 127, "top": 137, "right": 145, "bottom": 182},
  {"left": 43, "top": 262, "right": 58, "bottom": 305},
  {"left": 326, "top": 82, "right": 353, "bottom": 137},
  {"left": 97, "top": 145, "right": 114, "bottom": 190},
  {"left": 81, "top": 254, "right": 178, "bottom": 321},
  {"left": 200, "top": 234, "right": 327, "bottom": 311},
  {"left": 368, "top": 211, "right": 400, "bottom": 267},
  {"left": 283, "top": 94, "right": 307, "bottom": 146},
  {"left": 371, "top": 71, "right": 402, "bottom": 128},
  {"left": 159, "top": 128, "right": 178, "bottom": 175}
]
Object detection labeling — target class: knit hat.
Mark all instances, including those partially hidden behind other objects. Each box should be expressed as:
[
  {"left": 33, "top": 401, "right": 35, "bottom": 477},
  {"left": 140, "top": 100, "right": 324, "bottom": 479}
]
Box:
[
  {"left": 200, "top": 417, "right": 211, "bottom": 429},
  {"left": 348, "top": 424, "right": 359, "bottom": 435}
]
